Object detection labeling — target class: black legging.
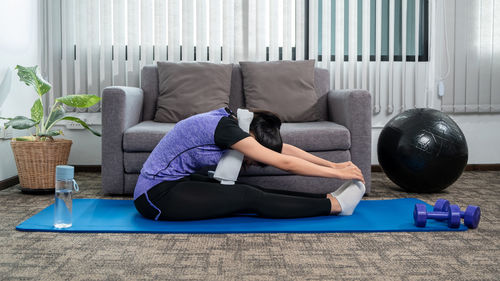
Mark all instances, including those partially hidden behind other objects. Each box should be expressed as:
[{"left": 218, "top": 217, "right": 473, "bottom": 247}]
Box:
[{"left": 134, "top": 174, "right": 332, "bottom": 221}]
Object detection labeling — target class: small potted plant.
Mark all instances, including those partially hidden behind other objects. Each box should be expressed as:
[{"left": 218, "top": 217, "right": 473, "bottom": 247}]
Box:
[{"left": 0, "top": 65, "right": 101, "bottom": 193}]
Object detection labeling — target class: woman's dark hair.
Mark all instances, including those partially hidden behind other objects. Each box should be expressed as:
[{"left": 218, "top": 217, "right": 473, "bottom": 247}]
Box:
[{"left": 247, "top": 109, "right": 283, "bottom": 168}]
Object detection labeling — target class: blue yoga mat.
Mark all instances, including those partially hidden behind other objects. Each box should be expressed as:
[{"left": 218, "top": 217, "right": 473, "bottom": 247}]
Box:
[{"left": 16, "top": 198, "right": 467, "bottom": 233}]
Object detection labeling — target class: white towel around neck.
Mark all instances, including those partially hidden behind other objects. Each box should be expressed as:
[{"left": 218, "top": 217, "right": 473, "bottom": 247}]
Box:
[{"left": 212, "top": 108, "right": 254, "bottom": 185}]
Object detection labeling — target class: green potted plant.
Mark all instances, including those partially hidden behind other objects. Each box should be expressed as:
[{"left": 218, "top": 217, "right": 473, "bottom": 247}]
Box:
[{"left": 0, "top": 65, "right": 101, "bottom": 193}]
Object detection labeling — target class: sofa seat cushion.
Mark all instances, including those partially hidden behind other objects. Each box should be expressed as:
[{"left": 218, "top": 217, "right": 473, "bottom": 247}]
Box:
[
  {"left": 124, "top": 120, "right": 350, "bottom": 152},
  {"left": 123, "top": 121, "right": 175, "bottom": 152},
  {"left": 280, "top": 121, "right": 350, "bottom": 151},
  {"left": 124, "top": 150, "right": 350, "bottom": 176}
]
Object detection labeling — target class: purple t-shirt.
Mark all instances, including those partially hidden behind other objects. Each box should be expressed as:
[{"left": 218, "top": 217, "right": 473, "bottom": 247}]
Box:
[{"left": 133, "top": 108, "right": 249, "bottom": 199}]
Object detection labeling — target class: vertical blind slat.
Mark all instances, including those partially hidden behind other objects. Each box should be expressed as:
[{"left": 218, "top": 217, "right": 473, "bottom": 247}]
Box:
[
  {"left": 453, "top": 0, "right": 467, "bottom": 112},
  {"left": 209, "top": 0, "right": 222, "bottom": 62},
  {"left": 127, "top": 0, "right": 140, "bottom": 87},
  {"left": 154, "top": 0, "right": 167, "bottom": 62},
  {"left": 75, "top": 0, "right": 87, "bottom": 99},
  {"left": 335, "top": 0, "right": 344, "bottom": 90},
  {"left": 247, "top": 0, "right": 257, "bottom": 61},
  {"left": 113, "top": 0, "right": 126, "bottom": 86},
  {"left": 388, "top": 0, "right": 395, "bottom": 113},
  {"left": 321, "top": 0, "right": 331, "bottom": 70},
  {"left": 308, "top": 0, "right": 318, "bottom": 63},
  {"left": 256, "top": 0, "right": 267, "bottom": 61},
  {"left": 141, "top": 0, "right": 154, "bottom": 67},
  {"left": 465, "top": 0, "right": 481, "bottom": 112},
  {"left": 361, "top": 0, "right": 370, "bottom": 90},
  {"left": 183, "top": 0, "right": 195, "bottom": 61},
  {"left": 413, "top": 0, "right": 420, "bottom": 108},
  {"left": 222, "top": 0, "right": 235, "bottom": 63},
  {"left": 61, "top": 0, "right": 75, "bottom": 99},
  {"left": 401, "top": 0, "right": 408, "bottom": 112},
  {"left": 233, "top": 1, "right": 244, "bottom": 61},
  {"left": 374, "top": 0, "right": 382, "bottom": 113},
  {"left": 46, "top": 0, "right": 59, "bottom": 109},
  {"left": 168, "top": 0, "right": 180, "bottom": 62},
  {"left": 348, "top": 0, "right": 358, "bottom": 89},
  {"left": 99, "top": 0, "right": 113, "bottom": 95},
  {"left": 492, "top": 0, "right": 500, "bottom": 112},
  {"left": 87, "top": 0, "right": 100, "bottom": 111},
  {"left": 283, "top": 0, "right": 292, "bottom": 61},
  {"left": 478, "top": 0, "right": 493, "bottom": 112},
  {"left": 196, "top": 0, "right": 208, "bottom": 61},
  {"left": 295, "top": 0, "right": 305, "bottom": 60},
  {"left": 269, "top": 0, "right": 279, "bottom": 61},
  {"left": 441, "top": 0, "right": 454, "bottom": 113}
]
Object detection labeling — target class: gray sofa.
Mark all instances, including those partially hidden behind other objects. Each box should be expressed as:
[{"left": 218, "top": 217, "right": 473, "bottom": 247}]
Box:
[{"left": 102, "top": 64, "right": 372, "bottom": 195}]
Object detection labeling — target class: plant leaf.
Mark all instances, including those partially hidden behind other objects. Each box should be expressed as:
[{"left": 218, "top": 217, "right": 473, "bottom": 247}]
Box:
[
  {"left": 45, "top": 104, "right": 65, "bottom": 129},
  {"left": 4, "top": 116, "right": 38, "bottom": 130},
  {"left": 61, "top": 116, "right": 101, "bottom": 137},
  {"left": 56, "top": 95, "right": 101, "bottom": 108},
  {"left": 15, "top": 65, "right": 52, "bottom": 96},
  {"left": 30, "top": 99, "right": 43, "bottom": 122},
  {"left": 39, "top": 130, "right": 62, "bottom": 137},
  {"left": 15, "top": 136, "right": 37, "bottom": 141}
]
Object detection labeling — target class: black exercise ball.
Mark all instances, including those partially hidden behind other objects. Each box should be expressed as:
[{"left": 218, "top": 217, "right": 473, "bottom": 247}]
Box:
[{"left": 377, "top": 108, "right": 468, "bottom": 193}]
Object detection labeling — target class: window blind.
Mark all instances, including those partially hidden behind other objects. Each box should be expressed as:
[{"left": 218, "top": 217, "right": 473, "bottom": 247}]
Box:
[
  {"left": 41, "top": 0, "right": 306, "bottom": 112},
  {"left": 310, "top": 0, "right": 432, "bottom": 115},
  {"left": 441, "top": 0, "right": 500, "bottom": 113}
]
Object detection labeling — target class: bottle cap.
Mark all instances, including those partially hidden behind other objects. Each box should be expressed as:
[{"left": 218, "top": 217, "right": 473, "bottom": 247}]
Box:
[{"left": 56, "top": 165, "right": 74, "bottom": 181}]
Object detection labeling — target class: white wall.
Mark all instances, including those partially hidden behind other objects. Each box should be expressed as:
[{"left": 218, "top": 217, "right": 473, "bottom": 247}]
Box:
[
  {"left": 0, "top": 0, "right": 41, "bottom": 181},
  {"left": 51, "top": 123, "right": 102, "bottom": 166},
  {"left": 0, "top": 1, "right": 498, "bottom": 182}
]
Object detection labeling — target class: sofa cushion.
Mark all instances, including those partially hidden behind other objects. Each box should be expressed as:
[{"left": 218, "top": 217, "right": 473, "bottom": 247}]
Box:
[
  {"left": 123, "top": 150, "right": 350, "bottom": 175},
  {"left": 124, "top": 121, "right": 350, "bottom": 153},
  {"left": 123, "top": 121, "right": 175, "bottom": 152},
  {"left": 240, "top": 60, "right": 318, "bottom": 122},
  {"left": 155, "top": 61, "right": 233, "bottom": 122},
  {"left": 280, "top": 122, "right": 350, "bottom": 151}
]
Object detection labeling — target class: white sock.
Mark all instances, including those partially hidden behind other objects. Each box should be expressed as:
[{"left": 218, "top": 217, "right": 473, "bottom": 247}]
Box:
[
  {"left": 332, "top": 180, "right": 366, "bottom": 216},
  {"left": 331, "top": 180, "right": 354, "bottom": 197}
]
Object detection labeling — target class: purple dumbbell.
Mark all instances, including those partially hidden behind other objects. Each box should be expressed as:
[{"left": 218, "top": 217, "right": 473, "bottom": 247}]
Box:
[
  {"left": 432, "top": 199, "right": 481, "bottom": 229},
  {"left": 414, "top": 203, "right": 462, "bottom": 228}
]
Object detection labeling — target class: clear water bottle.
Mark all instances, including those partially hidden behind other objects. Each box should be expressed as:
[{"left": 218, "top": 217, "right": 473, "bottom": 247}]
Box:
[{"left": 54, "top": 165, "right": 79, "bottom": 228}]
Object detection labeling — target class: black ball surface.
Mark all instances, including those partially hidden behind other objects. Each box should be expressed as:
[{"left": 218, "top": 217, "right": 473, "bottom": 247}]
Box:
[{"left": 377, "top": 108, "right": 468, "bottom": 193}]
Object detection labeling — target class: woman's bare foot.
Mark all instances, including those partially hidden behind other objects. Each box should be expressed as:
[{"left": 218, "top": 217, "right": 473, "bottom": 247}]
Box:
[{"left": 327, "top": 193, "right": 342, "bottom": 215}]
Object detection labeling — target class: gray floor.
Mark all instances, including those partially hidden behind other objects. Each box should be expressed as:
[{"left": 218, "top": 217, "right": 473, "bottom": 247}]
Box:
[{"left": 0, "top": 171, "right": 499, "bottom": 280}]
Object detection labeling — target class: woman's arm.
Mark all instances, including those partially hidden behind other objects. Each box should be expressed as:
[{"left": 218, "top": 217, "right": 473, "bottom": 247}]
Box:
[
  {"left": 281, "top": 143, "right": 353, "bottom": 169},
  {"left": 231, "top": 137, "right": 365, "bottom": 183}
]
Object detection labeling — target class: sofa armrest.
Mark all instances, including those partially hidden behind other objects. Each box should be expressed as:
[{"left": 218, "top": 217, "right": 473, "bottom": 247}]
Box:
[
  {"left": 102, "top": 86, "right": 144, "bottom": 194},
  {"left": 327, "top": 90, "right": 372, "bottom": 192}
]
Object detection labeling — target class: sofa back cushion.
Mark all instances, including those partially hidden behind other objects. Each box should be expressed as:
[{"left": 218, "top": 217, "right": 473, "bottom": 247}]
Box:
[
  {"left": 154, "top": 61, "right": 233, "bottom": 122},
  {"left": 240, "top": 60, "right": 318, "bottom": 122},
  {"left": 140, "top": 64, "right": 330, "bottom": 122}
]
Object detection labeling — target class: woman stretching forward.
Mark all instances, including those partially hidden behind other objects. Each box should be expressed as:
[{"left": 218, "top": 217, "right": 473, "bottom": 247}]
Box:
[{"left": 134, "top": 107, "right": 366, "bottom": 221}]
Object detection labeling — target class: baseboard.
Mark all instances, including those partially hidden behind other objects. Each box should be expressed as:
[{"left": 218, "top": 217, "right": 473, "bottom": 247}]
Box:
[
  {"left": 372, "top": 164, "right": 500, "bottom": 172},
  {"left": 74, "top": 165, "right": 101, "bottom": 173},
  {"left": 0, "top": 176, "right": 19, "bottom": 191},
  {"left": 463, "top": 164, "right": 500, "bottom": 171}
]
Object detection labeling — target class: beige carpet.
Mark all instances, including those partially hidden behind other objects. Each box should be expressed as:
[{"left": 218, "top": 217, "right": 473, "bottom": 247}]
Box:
[{"left": 0, "top": 171, "right": 499, "bottom": 280}]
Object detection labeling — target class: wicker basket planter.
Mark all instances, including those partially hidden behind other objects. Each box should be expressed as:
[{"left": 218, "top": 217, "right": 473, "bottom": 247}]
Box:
[{"left": 11, "top": 139, "right": 72, "bottom": 192}]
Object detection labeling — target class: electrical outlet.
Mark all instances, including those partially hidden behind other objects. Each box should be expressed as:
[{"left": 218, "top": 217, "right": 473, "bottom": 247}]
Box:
[
  {"left": 0, "top": 126, "right": 13, "bottom": 140},
  {"left": 4, "top": 127, "right": 12, "bottom": 139}
]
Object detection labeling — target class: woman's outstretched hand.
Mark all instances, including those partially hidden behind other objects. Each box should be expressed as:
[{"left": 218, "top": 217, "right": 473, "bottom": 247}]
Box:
[
  {"left": 331, "top": 161, "right": 355, "bottom": 169},
  {"left": 335, "top": 163, "right": 365, "bottom": 184}
]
